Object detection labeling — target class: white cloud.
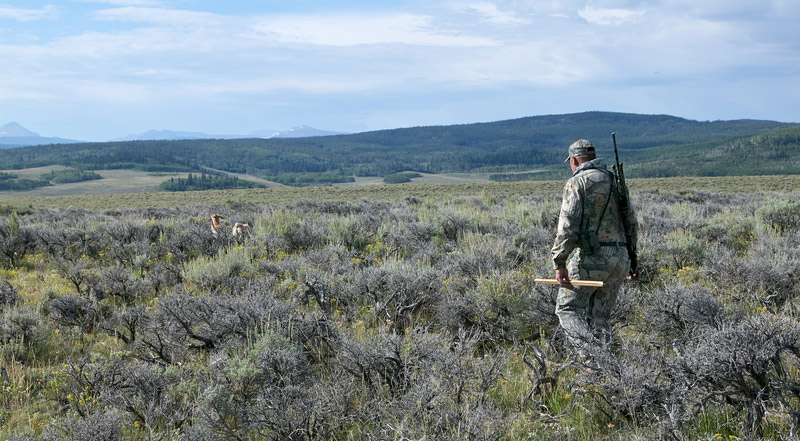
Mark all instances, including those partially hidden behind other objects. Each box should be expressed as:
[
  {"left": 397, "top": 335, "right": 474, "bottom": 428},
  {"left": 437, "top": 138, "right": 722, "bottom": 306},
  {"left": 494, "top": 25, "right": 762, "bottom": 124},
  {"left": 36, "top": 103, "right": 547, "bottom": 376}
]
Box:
[
  {"left": 0, "top": 1, "right": 779, "bottom": 100},
  {"left": 578, "top": 5, "right": 644, "bottom": 26},
  {"left": 88, "top": 8, "right": 498, "bottom": 49},
  {"left": 92, "top": 7, "right": 223, "bottom": 27},
  {"left": 450, "top": 2, "right": 529, "bottom": 25},
  {"left": 665, "top": 0, "right": 789, "bottom": 20},
  {"left": 0, "top": 4, "right": 57, "bottom": 21},
  {"left": 1, "top": 0, "right": 798, "bottom": 138},
  {"left": 0, "top": 75, "right": 161, "bottom": 103},
  {"left": 248, "top": 13, "right": 496, "bottom": 47},
  {"left": 76, "top": 0, "right": 162, "bottom": 5}
]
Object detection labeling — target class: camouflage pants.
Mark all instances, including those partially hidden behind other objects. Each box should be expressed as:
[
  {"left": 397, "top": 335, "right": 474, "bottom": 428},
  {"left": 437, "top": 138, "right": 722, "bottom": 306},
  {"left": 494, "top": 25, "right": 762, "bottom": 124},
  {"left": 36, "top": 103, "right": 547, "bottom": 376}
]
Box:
[{"left": 555, "top": 245, "right": 629, "bottom": 355}]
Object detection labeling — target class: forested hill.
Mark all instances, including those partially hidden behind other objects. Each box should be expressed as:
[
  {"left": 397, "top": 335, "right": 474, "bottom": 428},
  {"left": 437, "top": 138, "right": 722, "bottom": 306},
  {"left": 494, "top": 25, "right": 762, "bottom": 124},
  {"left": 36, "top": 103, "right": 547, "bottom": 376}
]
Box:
[
  {"left": 627, "top": 126, "right": 800, "bottom": 177},
  {"left": 0, "top": 112, "right": 795, "bottom": 185}
]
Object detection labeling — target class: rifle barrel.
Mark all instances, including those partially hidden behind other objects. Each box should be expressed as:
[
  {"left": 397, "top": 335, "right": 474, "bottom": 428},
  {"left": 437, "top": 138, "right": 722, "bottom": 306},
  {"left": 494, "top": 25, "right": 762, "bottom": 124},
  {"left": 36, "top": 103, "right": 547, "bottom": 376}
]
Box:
[{"left": 611, "top": 132, "right": 638, "bottom": 276}]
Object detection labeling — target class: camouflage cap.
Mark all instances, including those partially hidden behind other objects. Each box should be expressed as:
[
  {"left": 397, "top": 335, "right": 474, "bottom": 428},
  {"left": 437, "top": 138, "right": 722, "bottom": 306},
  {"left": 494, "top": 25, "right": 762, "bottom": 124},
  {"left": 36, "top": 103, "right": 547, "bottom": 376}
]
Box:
[{"left": 564, "top": 139, "right": 596, "bottom": 162}]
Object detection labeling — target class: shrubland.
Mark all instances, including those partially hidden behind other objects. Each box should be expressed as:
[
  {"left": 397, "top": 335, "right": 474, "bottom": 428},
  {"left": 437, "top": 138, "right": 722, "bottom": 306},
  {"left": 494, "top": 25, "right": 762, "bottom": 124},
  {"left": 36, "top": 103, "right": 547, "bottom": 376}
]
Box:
[{"left": 0, "top": 187, "right": 799, "bottom": 440}]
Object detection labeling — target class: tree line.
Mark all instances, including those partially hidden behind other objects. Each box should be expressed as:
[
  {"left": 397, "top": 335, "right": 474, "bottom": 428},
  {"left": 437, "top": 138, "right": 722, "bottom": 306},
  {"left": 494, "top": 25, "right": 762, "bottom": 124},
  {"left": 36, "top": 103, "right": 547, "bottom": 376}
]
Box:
[{"left": 158, "top": 173, "right": 265, "bottom": 192}]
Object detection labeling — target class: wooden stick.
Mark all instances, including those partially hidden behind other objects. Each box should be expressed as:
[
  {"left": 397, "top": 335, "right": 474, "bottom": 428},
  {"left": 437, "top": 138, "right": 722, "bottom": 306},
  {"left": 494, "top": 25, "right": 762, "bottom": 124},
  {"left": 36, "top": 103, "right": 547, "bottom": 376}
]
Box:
[{"left": 534, "top": 278, "right": 604, "bottom": 288}]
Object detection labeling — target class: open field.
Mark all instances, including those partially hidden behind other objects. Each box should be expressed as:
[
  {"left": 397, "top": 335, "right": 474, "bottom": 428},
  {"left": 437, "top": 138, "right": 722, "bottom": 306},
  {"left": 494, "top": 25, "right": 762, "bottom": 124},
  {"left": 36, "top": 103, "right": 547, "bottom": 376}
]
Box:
[
  {"left": 198, "top": 166, "right": 287, "bottom": 188},
  {"left": 346, "top": 171, "right": 497, "bottom": 186},
  {"left": 0, "top": 169, "right": 191, "bottom": 197},
  {"left": 2, "top": 184, "right": 800, "bottom": 440},
  {"left": 0, "top": 168, "right": 507, "bottom": 198},
  {"left": 1, "top": 174, "right": 800, "bottom": 210},
  {"left": 0, "top": 165, "right": 69, "bottom": 180}
]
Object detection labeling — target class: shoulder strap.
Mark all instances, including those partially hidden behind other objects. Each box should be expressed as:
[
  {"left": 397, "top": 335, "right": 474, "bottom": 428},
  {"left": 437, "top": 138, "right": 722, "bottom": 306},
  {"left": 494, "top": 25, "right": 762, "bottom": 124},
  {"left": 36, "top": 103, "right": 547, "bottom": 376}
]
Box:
[{"left": 594, "top": 170, "right": 615, "bottom": 235}]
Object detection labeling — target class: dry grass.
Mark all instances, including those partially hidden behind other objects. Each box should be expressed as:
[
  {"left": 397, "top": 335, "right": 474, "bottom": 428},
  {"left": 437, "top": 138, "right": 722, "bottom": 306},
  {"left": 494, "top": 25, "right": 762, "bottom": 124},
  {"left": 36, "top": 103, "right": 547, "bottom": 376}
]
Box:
[
  {"left": 0, "top": 169, "right": 190, "bottom": 196},
  {"left": 0, "top": 173, "right": 799, "bottom": 210},
  {"left": 1, "top": 165, "right": 69, "bottom": 180}
]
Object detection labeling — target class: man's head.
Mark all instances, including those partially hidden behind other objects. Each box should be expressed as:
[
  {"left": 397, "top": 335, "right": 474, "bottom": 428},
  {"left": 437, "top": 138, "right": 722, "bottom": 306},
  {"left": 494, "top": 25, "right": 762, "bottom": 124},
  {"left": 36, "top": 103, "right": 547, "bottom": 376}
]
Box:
[{"left": 565, "top": 139, "right": 596, "bottom": 172}]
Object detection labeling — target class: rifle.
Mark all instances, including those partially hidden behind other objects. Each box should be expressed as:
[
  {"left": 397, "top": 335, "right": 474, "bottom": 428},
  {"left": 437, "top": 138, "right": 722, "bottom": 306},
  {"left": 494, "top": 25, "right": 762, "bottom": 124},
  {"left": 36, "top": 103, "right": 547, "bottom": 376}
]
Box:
[{"left": 611, "top": 132, "right": 638, "bottom": 276}]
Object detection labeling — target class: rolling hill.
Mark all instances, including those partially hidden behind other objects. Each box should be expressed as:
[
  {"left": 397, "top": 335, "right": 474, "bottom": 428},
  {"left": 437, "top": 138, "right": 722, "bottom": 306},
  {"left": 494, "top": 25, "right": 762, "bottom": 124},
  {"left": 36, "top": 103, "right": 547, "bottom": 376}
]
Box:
[{"left": 0, "top": 112, "right": 796, "bottom": 187}]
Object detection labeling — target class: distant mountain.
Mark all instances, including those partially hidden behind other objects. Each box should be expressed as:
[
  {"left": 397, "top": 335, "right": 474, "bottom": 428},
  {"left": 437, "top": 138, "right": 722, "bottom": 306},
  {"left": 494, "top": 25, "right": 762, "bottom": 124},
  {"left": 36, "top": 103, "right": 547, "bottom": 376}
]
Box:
[
  {"left": 114, "top": 130, "right": 236, "bottom": 141},
  {"left": 1, "top": 122, "right": 38, "bottom": 137},
  {"left": 1, "top": 121, "right": 347, "bottom": 145},
  {"left": 117, "top": 126, "right": 347, "bottom": 141},
  {"left": 0, "top": 122, "right": 83, "bottom": 148},
  {"left": 249, "top": 126, "right": 348, "bottom": 139}
]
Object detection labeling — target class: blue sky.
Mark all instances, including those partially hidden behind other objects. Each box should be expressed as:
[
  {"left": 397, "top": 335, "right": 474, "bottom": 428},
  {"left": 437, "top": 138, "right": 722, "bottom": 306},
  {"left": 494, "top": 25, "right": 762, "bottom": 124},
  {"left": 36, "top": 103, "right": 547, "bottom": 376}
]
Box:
[{"left": 1, "top": 0, "right": 798, "bottom": 141}]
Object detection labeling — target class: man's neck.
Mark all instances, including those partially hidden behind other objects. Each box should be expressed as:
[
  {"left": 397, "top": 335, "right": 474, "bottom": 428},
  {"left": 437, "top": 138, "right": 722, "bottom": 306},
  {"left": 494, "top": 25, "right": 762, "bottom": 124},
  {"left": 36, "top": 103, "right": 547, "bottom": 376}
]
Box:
[{"left": 573, "top": 158, "right": 605, "bottom": 175}]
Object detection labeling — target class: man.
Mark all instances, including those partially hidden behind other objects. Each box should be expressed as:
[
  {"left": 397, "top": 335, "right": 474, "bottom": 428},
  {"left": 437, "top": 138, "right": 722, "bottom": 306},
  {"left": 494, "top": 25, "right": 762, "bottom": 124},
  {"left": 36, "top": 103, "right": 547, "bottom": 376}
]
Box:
[{"left": 551, "top": 139, "right": 638, "bottom": 355}]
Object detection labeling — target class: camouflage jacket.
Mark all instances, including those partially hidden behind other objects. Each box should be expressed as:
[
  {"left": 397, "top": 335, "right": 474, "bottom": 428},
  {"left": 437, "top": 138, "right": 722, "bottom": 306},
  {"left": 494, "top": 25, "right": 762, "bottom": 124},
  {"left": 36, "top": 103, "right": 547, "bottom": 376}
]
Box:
[{"left": 551, "top": 159, "right": 638, "bottom": 270}]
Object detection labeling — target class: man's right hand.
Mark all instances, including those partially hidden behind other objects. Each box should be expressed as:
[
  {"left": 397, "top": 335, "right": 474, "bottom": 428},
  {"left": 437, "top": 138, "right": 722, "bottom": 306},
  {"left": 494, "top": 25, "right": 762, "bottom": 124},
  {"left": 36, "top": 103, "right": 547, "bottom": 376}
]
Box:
[{"left": 555, "top": 267, "right": 572, "bottom": 287}]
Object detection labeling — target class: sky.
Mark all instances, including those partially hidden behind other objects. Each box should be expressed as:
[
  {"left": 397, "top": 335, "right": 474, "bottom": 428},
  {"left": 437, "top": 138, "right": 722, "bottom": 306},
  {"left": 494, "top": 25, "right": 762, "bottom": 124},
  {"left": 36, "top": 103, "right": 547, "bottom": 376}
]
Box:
[{"left": 0, "top": 0, "right": 798, "bottom": 141}]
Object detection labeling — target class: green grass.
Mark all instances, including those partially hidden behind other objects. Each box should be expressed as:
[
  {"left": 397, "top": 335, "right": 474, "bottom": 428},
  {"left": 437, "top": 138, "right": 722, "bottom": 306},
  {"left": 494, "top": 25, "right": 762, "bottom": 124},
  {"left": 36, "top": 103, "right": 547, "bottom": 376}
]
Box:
[{"left": 1, "top": 174, "right": 800, "bottom": 210}]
